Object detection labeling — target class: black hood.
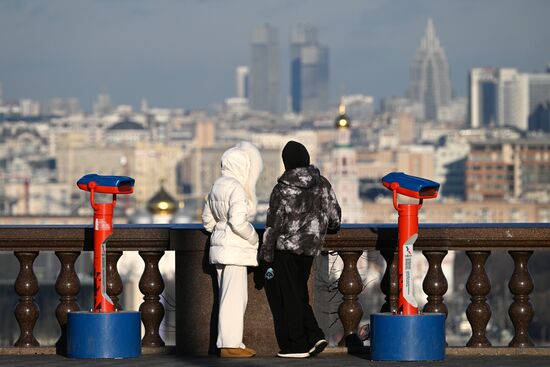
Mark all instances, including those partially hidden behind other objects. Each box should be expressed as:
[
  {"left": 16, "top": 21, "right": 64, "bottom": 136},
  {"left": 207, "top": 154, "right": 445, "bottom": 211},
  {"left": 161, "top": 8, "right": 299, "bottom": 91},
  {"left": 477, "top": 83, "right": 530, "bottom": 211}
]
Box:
[{"left": 282, "top": 141, "right": 310, "bottom": 171}]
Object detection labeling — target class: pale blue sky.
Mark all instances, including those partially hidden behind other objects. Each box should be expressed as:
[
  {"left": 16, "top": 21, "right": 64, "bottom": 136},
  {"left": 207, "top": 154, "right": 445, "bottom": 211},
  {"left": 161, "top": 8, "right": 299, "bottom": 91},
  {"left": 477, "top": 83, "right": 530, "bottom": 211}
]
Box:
[{"left": 1, "top": 0, "right": 549, "bottom": 111}]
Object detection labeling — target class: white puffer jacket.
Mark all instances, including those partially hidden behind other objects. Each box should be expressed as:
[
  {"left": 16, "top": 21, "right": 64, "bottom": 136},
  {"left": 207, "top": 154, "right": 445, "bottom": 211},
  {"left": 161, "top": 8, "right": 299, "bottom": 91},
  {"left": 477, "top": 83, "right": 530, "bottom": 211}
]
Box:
[{"left": 202, "top": 142, "right": 263, "bottom": 266}]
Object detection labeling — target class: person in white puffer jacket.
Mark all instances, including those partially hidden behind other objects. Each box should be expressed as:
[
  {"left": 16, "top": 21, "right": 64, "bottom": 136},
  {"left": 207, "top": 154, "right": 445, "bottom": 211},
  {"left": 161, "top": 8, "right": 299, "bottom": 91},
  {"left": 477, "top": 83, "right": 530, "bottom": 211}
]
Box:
[{"left": 202, "top": 141, "right": 263, "bottom": 358}]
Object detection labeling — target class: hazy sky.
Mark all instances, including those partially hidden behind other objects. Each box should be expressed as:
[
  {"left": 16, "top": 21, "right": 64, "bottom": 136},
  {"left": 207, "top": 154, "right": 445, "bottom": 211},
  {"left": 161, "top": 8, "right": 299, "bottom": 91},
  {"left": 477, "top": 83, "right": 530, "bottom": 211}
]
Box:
[{"left": 1, "top": 0, "right": 549, "bottom": 111}]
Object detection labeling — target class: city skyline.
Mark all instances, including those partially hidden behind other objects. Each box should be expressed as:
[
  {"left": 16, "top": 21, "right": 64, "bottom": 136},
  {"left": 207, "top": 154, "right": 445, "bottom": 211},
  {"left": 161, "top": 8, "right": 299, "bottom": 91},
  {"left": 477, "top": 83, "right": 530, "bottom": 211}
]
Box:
[{"left": 1, "top": 0, "right": 549, "bottom": 111}]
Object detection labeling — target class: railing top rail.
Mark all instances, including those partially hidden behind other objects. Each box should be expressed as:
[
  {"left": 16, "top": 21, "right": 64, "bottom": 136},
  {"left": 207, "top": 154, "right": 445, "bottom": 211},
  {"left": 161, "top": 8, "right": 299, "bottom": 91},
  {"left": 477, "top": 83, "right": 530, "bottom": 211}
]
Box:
[
  {"left": 1, "top": 223, "right": 550, "bottom": 252},
  {"left": 0, "top": 225, "right": 171, "bottom": 251},
  {"left": 322, "top": 223, "right": 550, "bottom": 251}
]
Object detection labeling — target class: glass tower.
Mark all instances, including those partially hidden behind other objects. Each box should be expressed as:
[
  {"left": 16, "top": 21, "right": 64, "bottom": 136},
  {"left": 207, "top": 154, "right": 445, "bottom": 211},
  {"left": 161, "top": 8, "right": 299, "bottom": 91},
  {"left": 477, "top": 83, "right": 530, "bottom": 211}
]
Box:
[
  {"left": 528, "top": 73, "right": 550, "bottom": 131},
  {"left": 250, "top": 24, "right": 280, "bottom": 115},
  {"left": 290, "top": 24, "right": 329, "bottom": 114}
]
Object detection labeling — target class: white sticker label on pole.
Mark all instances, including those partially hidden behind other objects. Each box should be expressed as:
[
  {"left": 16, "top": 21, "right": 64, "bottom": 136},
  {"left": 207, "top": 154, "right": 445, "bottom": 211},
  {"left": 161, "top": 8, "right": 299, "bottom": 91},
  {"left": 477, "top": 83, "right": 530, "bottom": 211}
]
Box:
[
  {"left": 403, "top": 233, "right": 418, "bottom": 308},
  {"left": 95, "top": 218, "right": 110, "bottom": 231},
  {"left": 101, "top": 237, "right": 115, "bottom": 307}
]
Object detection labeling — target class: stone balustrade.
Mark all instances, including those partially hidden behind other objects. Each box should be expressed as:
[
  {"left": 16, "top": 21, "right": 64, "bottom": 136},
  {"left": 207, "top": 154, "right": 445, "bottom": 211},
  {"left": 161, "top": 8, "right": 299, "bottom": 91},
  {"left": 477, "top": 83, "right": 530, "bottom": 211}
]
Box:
[{"left": 0, "top": 223, "right": 548, "bottom": 355}]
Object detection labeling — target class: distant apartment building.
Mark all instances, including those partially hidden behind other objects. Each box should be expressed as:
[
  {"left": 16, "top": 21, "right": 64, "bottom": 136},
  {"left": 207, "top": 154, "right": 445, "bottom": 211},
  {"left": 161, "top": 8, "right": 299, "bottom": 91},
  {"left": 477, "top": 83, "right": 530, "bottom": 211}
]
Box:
[
  {"left": 235, "top": 66, "right": 250, "bottom": 99},
  {"left": 47, "top": 97, "right": 81, "bottom": 116},
  {"left": 181, "top": 144, "right": 281, "bottom": 205},
  {"left": 250, "top": 24, "right": 279, "bottom": 115},
  {"left": 341, "top": 95, "right": 374, "bottom": 122},
  {"left": 434, "top": 141, "right": 469, "bottom": 200},
  {"left": 396, "top": 113, "right": 416, "bottom": 145},
  {"left": 380, "top": 96, "right": 424, "bottom": 121},
  {"left": 466, "top": 141, "right": 515, "bottom": 201},
  {"left": 409, "top": 18, "right": 452, "bottom": 121},
  {"left": 223, "top": 98, "right": 250, "bottom": 115},
  {"left": 363, "top": 200, "right": 550, "bottom": 224},
  {"left": 4, "top": 180, "right": 76, "bottom": 216},
  {"left": 470, "top": 67, "right": 550, "bottom": 132},
  {"left": 290, "top": 24, "right": 329, "bottom": 114},
  {"left": 397, "top": 144, "right": 436, "bottom": 180},
  {"left": 19, "top": 99, "right": 42, "bottom": 117},
  {"left": 466, "top": 139, "right": 550, "bottom": 202},
  {"left": 93, "top": 92, "right": 112, "bottom": 116},
  {"left": 105, "top": 118, "right": 150, "bottom": 145},
  {"left": 55, "top": 138, "right": 181, "bottom": 207}
]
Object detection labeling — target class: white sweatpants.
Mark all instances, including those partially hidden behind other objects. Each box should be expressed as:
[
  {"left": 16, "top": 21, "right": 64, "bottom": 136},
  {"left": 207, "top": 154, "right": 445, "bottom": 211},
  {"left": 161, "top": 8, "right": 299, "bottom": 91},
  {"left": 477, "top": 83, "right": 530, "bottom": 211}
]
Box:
[{"left": 215, "top": 264, "right": 248, "bottom": 348}]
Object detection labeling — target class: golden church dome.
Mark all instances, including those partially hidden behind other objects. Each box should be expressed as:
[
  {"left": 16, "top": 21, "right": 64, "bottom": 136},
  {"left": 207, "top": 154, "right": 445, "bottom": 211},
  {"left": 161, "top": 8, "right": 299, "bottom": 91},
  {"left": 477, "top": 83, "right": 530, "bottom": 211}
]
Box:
[
  {"left": 146, "top": 185, "right": 178, "bottom": 215},
  {"left": 335, "top": 101, "right": 351, "bottom": 129}
]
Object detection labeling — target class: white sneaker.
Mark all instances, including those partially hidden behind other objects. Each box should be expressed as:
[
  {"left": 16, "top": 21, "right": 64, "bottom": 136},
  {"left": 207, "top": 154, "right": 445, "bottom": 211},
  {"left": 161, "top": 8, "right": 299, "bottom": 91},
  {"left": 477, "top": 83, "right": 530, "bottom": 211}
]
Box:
[
  {"left": 277, "top": 351, "right": 310, "bottom": 358},
  {"left": 308, "top": 339, "right": 328, "bottom": 356}
]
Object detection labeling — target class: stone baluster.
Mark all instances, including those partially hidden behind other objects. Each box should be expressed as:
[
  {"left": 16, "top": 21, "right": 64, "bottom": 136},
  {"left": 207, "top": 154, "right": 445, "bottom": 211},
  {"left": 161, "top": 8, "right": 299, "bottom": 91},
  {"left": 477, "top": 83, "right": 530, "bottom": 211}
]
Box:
[
  {"left": 106, "top": 251, "right": 123, "bottom": 310},
  {"left": 422, "top": 250, "right": 448, "bottom": 317},
  {"left": 380, "top": 249, "right": 398, "bottom": 313},
  {"left": 14, "top": 251, "right": 40, "bottom": 347},
  {"left": 508, "top": 250, "right": 534, "bottom": 347},
  {"left": 337, "top": 251, "right": 363, "bottom": 347},
  {"left": 55, "top": 251, "right": 81, "bottom": 353},
  {"left": 139, "top": 251, "right": 165, "bottom": 347},
  {"left": 465, "top": 251, "right": 492, "bottom": 347}
]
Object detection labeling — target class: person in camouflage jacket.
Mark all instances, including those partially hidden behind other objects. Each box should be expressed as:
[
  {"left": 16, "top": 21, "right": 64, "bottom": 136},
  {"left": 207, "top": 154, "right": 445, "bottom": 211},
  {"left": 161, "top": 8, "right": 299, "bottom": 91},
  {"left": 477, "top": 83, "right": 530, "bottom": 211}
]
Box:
[
  {"left": 259, "top": 163, "right": 341, "bottom": 262},
  {"left": 259, "top": 141, "right": 341, "bottom": 358}
]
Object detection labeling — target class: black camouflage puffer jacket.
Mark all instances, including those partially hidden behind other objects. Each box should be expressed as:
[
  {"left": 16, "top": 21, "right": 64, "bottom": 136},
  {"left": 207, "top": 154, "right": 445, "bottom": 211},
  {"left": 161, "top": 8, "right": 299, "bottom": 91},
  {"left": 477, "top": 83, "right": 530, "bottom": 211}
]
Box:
[{"left": 259, "top": 165, "right": 341, "bottom": 262}]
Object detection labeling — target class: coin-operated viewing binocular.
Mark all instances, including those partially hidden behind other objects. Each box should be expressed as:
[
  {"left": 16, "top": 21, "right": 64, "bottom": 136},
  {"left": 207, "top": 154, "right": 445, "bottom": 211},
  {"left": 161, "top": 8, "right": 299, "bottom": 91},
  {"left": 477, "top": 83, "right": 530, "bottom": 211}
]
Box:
[
  {"left": 67, "top": 174, "right": 140, "bottom": 359},
  {"left": 381, "top": 172, "right": 439, "bottom": 315},
  {"left": 370, "top": 172, "right": 444, "bottom": 362},
  {"left": 77, "top": 173, "right": 135, "bottom": 313},
  {"left": 382, "top": 171, "right": 439, "bottom": 201}
]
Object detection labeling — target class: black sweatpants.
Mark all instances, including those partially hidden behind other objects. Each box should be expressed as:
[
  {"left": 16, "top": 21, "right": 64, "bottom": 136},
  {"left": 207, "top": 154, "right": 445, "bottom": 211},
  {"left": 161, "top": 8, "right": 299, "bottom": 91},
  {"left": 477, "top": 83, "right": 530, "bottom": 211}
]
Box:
[{"left": 265, "top": 250, "right": 325, "bottom": 353}]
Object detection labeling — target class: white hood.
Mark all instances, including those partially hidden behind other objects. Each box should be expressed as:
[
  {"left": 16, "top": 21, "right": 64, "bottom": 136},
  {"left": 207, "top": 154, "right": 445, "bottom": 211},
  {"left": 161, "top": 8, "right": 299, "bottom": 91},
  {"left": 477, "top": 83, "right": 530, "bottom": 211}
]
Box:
[{"left": 220, "top": 141, "right": 263, "bottom": 217}]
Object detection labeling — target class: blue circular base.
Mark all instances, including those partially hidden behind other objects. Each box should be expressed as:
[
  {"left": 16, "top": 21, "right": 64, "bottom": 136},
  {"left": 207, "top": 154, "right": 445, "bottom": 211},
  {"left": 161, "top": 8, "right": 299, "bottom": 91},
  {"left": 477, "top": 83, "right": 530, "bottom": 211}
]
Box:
[
  {"left": 370, "top": 313, "right": 445, "bottom": 361},
  {"left": 67, "top": 311, "right": 141, "bottom": 359}
]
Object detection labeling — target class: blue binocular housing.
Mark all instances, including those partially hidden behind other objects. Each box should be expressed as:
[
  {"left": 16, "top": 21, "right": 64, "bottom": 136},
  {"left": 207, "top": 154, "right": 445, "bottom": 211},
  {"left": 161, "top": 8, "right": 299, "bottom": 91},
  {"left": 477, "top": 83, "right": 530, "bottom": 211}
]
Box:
[
  {"left": 77, "top": 173, "right": 135, "bottom": 194},
  {"left": 382, "top": 172, "right": 439, "bottom": 199}
]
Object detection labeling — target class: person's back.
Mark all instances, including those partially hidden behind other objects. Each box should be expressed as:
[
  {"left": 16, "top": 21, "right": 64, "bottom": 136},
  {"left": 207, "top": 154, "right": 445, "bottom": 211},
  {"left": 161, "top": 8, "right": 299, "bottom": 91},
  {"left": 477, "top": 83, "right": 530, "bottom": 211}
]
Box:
[
  {"left": 259, "top": 141, "right": 341, "bottom": 359},
  {"left": 206, "top": 175, "right": 259, "bottom": 266},
  {"left": 202, "top": 141, "right": 262, "bottom": 358},
  {"left": 207, "top": 175, "right": 237, "bottom": 222},
  {"left": 262, "top": 165, "right": 340, "bottom": 260}
]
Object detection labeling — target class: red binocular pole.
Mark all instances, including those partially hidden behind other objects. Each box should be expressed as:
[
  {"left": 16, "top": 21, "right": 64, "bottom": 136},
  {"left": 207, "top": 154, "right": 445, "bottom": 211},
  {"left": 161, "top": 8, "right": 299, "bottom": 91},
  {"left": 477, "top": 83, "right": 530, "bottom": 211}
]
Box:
[
  {"left": 77, "top": 174, "right": 135, "bottom": 312},
  {"left": 382, "top": 172, "right": 439, "bottom": 315}
]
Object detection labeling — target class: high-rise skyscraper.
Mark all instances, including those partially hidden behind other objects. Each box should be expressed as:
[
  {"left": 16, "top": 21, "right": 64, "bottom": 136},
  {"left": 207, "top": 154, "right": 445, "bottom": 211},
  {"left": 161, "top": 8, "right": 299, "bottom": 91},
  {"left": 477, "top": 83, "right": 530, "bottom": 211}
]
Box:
[
  {"left": 93, "top": 91, "right": 112, "bottom": 116},
  {"left": 497, "top": 68, "right": 528, "bottom": 130},
  {"left": 528, "top": 72, "right": 550, "bottom": 131},
  {"left": 235, "top": 66, "right": 249, "bottom": 99},
  {"left": 290, "top": 24, "right": 329, "bottom": 114},
  {"left": 290, "top": 24, "right": 317, "bottom": 114},
  {"left": 250, "top": 24, "right": 279, "bottom": 114},
  {"left": 469, "top": 68, "right": 498, "bottom": 128},
  {"left": 409, "top": 18, "right": 452, "bottom": 121},
  {"left": 469, "top": 67, "right": 529, "bottom": 131}
]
